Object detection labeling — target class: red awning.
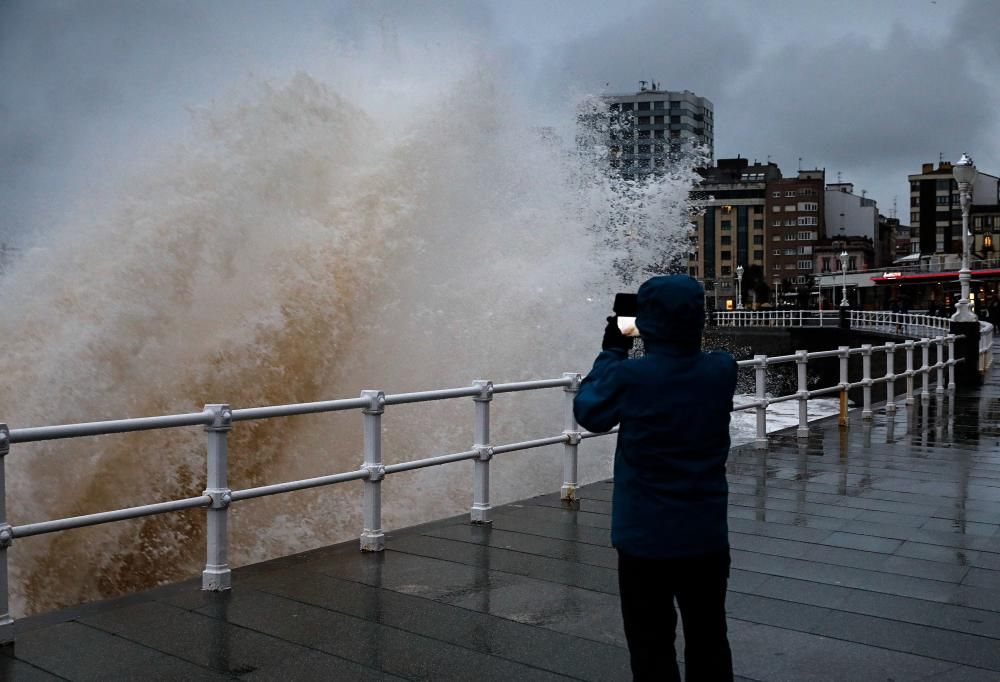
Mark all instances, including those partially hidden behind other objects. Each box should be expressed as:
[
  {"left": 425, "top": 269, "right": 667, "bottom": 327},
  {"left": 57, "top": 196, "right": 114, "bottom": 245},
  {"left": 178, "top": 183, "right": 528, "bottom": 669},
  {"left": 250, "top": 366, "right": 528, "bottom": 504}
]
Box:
[{"left": 871, "top": 268, "right": 1000, "bottom": 284}]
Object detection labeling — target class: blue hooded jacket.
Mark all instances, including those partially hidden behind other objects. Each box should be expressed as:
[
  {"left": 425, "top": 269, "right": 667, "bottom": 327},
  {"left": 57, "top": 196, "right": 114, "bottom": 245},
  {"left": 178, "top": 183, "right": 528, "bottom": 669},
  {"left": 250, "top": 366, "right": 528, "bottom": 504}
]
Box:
[{"left": 574, "top": 275, "right": 737, "bottom": 559}]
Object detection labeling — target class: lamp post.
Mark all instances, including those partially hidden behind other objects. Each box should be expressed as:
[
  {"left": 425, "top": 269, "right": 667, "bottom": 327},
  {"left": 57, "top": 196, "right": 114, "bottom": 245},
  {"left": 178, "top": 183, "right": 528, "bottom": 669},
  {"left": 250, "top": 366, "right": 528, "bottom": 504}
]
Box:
[
  {"left": 952, "top": 153, "right": 978, "bottom": 322},
  {"left": 736, "top": 265, "right": 744, "bottom": 310},
  {"left": 839, "top": 250, "right": 850, "bottom": 308}
]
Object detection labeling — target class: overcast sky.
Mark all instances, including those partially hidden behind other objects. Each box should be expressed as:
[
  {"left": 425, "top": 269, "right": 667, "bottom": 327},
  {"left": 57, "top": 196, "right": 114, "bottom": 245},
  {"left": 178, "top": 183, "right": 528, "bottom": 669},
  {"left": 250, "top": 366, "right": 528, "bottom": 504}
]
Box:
[{"left": 2, "top": 0, "right": 998, "bottom": 244}]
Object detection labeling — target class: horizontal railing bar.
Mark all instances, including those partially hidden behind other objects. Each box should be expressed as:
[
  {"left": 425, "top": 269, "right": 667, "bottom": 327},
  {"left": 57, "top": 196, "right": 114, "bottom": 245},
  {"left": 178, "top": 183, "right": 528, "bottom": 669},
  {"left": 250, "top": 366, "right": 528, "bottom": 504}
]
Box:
[
  {"left": 383, "top": 450, "right": 479, "bottom": 474},
  {"left": 232, "top": 397, "right": 369, "bottom": 421},
  {"left": 13, "top": 495, "right": 212, "bottom": 538},
  {"left": 230, "top": 469, "right": 370, "bottom": 502},
  {"left": 807, "top": 385, "right": 842, "bottom": 398},
  {"left": 732, "top": 402, "right": 761, "bottom": 411},
  {"left": 765, "top": 354, "right": 799, "bottom": 364},
  {"left": 581, "top": 427, "right": 618, "bottom": 439},
  {"left": 806, "top": 349, "right": 843, "bottom": 359},
  {"left": 383, "top": 386, "right": 481, "bottom": 405},
  {"left": 493, "top": 378, "right": 574, "bottom": 394},
  {"left": 766, "top": 393, "right": 800, "bottom": 405},
  {"left": 10, "top": 412, "right": 212, "bottom": 444},
  {"left": 492, "top": 435, "right": 569, "bottom": 454}
]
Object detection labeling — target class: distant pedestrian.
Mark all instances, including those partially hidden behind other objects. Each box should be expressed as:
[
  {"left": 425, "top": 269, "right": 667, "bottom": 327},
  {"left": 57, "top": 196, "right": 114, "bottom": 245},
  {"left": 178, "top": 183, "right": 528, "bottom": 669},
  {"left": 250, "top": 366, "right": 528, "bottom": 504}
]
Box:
[
  {"left": 574, "top": 275, "right": 737, "bottom": 682},
  {"left": 990, "top": 298, "right": 1000, "bottom": 323}
]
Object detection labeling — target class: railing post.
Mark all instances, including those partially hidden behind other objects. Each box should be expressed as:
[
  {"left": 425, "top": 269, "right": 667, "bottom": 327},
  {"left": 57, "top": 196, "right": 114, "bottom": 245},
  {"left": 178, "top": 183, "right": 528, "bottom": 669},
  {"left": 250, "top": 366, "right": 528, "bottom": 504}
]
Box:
[
  {"left": 948, "top": 336, "right": 957, "bottom": 391},
  {"left": 360, "top": 390, "right": 386, "bottom": 552},
  {"left": 471, "top": 380, "right": 494, "bottom": 522},
  {"left": 885, "top": 343, "right": 896, "bottom": 414},
  {"left": 561, "top": 373, "right": 583, "bottom": 502},
  {"left": 936, "top": 338, "right": 946, "bottom": 394},
  {"left": 202, "top": 404, "right": 233, "bottom": 591},
  {"left": 0, "top": 424, "right": 13, "bottom": 644},
  {"left": 838, "top": 345, "right": 850, "bottom": 427},
  {"left": 920, "top": 339, "right": 930, "bottom": 400},
  {"left": 905, "top": 340, "right": 915, "bottom": 405},
  {"left": 754, "top": 355, "right": 768, "bottom": 449},
  {"left": 861, "top": 344, "right": 873, "bottom": 420},
  {"left": 796, "top": 350, "right": 809, "bottom": 438}
]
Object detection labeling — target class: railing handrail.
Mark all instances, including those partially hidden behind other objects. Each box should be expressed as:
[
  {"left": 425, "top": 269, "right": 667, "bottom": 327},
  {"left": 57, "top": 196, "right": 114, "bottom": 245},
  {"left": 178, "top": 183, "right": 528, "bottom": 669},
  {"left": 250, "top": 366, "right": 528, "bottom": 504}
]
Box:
[{"left": 0, "top": 316, "right": 981, "bottom": 643}]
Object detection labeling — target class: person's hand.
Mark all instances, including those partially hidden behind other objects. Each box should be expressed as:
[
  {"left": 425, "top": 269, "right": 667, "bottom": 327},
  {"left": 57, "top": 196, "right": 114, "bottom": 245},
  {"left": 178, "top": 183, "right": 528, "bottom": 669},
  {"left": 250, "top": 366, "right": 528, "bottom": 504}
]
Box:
[{"left": 602, "top": 316, "right": 634, "bottom": 352}]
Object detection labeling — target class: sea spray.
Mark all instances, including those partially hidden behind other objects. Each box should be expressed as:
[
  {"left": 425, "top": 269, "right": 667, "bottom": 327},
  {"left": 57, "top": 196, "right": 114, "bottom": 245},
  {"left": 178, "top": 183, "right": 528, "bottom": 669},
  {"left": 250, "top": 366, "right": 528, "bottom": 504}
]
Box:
[{"left": 0, "top": 71, "right": 702, "bottom": 616}]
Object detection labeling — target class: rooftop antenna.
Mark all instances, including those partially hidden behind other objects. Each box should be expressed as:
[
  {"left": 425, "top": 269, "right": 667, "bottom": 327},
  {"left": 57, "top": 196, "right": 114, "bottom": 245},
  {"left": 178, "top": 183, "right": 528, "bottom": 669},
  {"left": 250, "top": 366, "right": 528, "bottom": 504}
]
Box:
[
  {"left": 639, "top": 80, "right": 647, "bottom": 91},
  {"left": 766, "top": 154, "right": 771, "bottom": 164},
  {"left": 798, "top": 157, "right": 803, "bottom": 171},
  {"left": 837, "top": 171, "right": 842, "bottom": 183},
  {"left": 892, "top": 196, "right": 898, "bottom": 220},
  {"left": 861, "top": 189, "right": 867, "bottom": 200},
  {"left": 939, "top": 151, "right": 944, "bottom": 164}
]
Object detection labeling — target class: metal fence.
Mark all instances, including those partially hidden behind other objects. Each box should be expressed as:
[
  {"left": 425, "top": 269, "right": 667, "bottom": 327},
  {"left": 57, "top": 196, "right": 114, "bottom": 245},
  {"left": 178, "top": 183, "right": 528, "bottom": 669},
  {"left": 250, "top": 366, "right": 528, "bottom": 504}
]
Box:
[
  {"left": 0, "top": 318, "right": 973, "bottom": 643},
  {"left": 713, "top": 309, "right": 993, "bottom": 371}
]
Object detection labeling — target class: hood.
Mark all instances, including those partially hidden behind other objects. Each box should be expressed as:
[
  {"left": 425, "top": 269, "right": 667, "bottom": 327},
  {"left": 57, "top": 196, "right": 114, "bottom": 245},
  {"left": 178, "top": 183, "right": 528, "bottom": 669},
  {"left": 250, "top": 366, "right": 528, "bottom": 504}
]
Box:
[{"left": 635, "top": 275, "right": 705, "bottom": 352}]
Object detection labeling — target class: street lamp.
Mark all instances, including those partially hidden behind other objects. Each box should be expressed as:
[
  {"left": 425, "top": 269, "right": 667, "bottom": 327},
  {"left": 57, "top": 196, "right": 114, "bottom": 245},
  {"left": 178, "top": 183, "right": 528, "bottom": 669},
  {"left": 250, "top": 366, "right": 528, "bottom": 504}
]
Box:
[
  {"left": 839, "top": 250, "right": 850, "bottom": 308},
  {"left": 736, "top": 265, "right": 744, "bottom": 310},
  {"left": 952, "top": 153, "right": 978, "bottom": 321}
]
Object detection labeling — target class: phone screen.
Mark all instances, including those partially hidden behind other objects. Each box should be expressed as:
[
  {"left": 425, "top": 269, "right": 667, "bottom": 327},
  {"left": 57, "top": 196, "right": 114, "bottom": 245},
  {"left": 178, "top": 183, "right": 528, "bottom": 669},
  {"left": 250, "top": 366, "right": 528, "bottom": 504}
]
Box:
[{"left": 613, "top": 293, "right": 640, "bottom": 336}]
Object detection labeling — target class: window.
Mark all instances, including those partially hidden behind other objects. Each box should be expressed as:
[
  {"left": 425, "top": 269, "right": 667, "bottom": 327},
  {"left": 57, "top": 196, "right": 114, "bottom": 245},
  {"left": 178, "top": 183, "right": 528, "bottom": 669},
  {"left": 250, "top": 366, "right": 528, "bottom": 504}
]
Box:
[
  {"left": 753, "top": 250, "right": 764, "bottom": 260},
  {"left": 773, "top": 249, "right": 781, "bottom": 256},
  {"left": 753, "top": 219, "right": 764, "bottom": 229},
  {"left": 784, "top": 233, "right": 796, "bottom": 241},
  {"left": 796, "top": 275, "right": 808, "bottom": 284},
  {"left": 798, "top": 202, "right": 818, "bottom": 211},
  {"left": 772, "top": 235, "right": 781, "bottom": 242},
  {"left": 785, "top": 190, "right": 796, "bottom": 197},
  {"left": 822, "top": 257, "right": 831, "bottom": 272},
  {"left": 772, "top": 206, "right": 781, "bottom": 213},
  {"left": 689, "top": 266, "right": 698, "bottom": 277},
  {"left": 721, "top": 220, "right": 732, "bottom": 231},
  {"left": 784, "top": 264, "right": 795, "bottom": 270},
  {"left": 721, "top": 266, "right": 732, "bottom": 275},
  {"left": 772, "top": 191, "right": 781, "bottom": 198},
  {"left": 752, "top": 235, "right": 764, "bottom": 244},
  {"left": 797, "top": 216, "right": 818, "bottom": 226},
  {"left": 936, "top": 179, "right": 952, "bottom": 191},
  {"left": 638, "top": 145, "right": 650, "bottom": 153},
  {"left": 785, "top": 205, "right": 796, "bottom": 212},
  {"left": 911, "top": 212, "right": 919, "bottom": 223},
  {"left": 653, "top": 144, "right": 664, "bottom": 153},
  {"left": 797, "top": 246, "right": 812, "bottom": 255},
  {"left": 785, "top": 219, "right": 796, "bottom": 226},
  {"left": 848, "top": 257, "right": 857, "bottom": 270},
  {"left": 637, "top": 117, "right": 650, "bottom": 125},
  {"left": 798, "top": 260, "right": 813, "bottom": 270},
  {"left": 638, "top": 130, "right": 650, "bottom": 138},
  {"left": 784, "top": 248, "right": 796, "bottom": 255},
  {"left": 653, "top": 101, "right": 665, "bottom": 110},
  {"left": 653, "top": 115, "right": 664, "bottom": 124},
  {"left": 720, "top": 236, "right": 732, "bottom": 245},
  {"left": 670, "top": 115, "right": 681, "bottom": 123},
  {"left": 773, "top": 264, "right": 781, "bottom": 271},
  {"left": 721, "top": 250, "right": 732, "bottom": 260},
  {"left": 797, "top": 231, "right": 816, "bottom": 240},
  {"left": 753, "top": 206, "right": 764, "bottom": 214},
  {"left": 653, "top": 129, "right": 665, "bottom": 139},
  {"left": 638, "top": 158, "right": 650, "bottom": 168},
  {"left": 936, "top": 195, "right": 950, "bottom": 205},
  {"left": 637, "top": 101, "right": 650, "bottom": 111},
  {"left": 621, "top": 102, "right": 633, "bottom": 111},
  {"left": 772, "top": 220, "right": 781, "bottom": 227},
  {"left": 654, "top": 158, "right": 665, "bottom": 168},
  {"left": 974, "top": 216, "right": 983, "bottom": 228}
]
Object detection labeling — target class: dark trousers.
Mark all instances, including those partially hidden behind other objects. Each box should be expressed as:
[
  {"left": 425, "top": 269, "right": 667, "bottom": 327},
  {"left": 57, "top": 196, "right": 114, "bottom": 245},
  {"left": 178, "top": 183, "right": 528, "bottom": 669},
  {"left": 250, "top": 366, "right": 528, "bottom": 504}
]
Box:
[{"left": 617, "top": 549, "right": 733, "bottom": 682}]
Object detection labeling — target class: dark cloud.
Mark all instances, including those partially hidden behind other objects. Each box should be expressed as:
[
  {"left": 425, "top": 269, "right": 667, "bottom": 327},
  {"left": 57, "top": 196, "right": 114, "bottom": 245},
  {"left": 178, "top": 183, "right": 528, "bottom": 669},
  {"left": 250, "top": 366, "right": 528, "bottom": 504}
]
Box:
[{"left": 537, "top": 1, "right": 753, "bottom": 105}]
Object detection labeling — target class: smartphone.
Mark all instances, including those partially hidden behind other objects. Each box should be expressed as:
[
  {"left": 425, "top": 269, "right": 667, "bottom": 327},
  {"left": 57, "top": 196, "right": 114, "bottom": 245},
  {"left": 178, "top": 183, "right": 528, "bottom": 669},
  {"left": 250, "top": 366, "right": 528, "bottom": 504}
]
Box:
[{"left": 613, "top": 293, "right": 640, "bottom": 336}]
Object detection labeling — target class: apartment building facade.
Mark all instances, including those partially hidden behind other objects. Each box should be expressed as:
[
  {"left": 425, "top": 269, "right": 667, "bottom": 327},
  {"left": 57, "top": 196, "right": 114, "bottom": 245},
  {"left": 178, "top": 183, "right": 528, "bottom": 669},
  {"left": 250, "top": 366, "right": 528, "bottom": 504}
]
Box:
[
  {"left": 908, "top": 161, "right": 1000, "bottom": 256},
  {"left": 765, "top": 170, "right": 826, "bottom": 294},
  {"left": 602, "top": 84, "right": 714, "bottom": 179},
  {"left": 689, "top": 157, "right": 778, "bottom": 306}
]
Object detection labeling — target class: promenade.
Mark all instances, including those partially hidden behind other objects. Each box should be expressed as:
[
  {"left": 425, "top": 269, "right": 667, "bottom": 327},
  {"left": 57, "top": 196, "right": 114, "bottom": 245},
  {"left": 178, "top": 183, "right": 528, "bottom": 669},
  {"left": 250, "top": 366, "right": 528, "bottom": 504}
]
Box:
[{"left": 3, "top": 346, "right": 999, "bottom": 680}]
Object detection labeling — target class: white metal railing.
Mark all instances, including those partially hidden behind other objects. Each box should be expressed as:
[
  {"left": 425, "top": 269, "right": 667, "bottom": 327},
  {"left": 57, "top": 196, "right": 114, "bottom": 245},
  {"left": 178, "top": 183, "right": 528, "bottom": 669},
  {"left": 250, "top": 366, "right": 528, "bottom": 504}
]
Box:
[
  {"left": 0, "top": 327, "right": 973, "bottom": 642},
  {"left": 713, "top": 309, "right": 839, "bottom": 327},
  {"left": 849, "top": 311, "right": 950, "bottom": 337},
  {"left": 732, "top": 335, "right": 962, "bottom": 448},
  {"left": 0, "top": 373, "right": 614, "bottom": 643}
]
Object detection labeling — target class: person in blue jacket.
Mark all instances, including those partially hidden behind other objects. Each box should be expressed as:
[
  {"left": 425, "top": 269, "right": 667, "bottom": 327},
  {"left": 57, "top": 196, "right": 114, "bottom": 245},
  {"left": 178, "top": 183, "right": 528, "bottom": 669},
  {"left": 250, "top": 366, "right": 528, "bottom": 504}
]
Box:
[{"left": 574, "top": 275, "right": 737, "bottom": 682}]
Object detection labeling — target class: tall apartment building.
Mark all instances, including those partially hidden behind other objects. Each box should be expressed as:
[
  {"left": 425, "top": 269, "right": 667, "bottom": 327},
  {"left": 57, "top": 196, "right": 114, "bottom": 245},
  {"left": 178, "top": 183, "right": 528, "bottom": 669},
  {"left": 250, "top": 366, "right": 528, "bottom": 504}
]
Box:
[
  {"left": 602, "top": 84, "right": 713, "bottom": 179},
  {"left": 765, "top": 170, "right": 826, "bottom": 293},
  {"left": 908, "top": 161, "right": 1000, "bottom": 256},
  {"left": 689, "top": 157, "right": 780, "bottom": 305}
]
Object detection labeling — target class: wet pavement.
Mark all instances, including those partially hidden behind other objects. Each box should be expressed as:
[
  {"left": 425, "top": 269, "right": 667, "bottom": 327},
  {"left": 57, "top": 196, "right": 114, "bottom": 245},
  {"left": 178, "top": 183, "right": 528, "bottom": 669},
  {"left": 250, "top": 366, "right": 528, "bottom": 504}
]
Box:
[{"left": 3, "top": 350, "right": 1000, "bottom": 680}]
